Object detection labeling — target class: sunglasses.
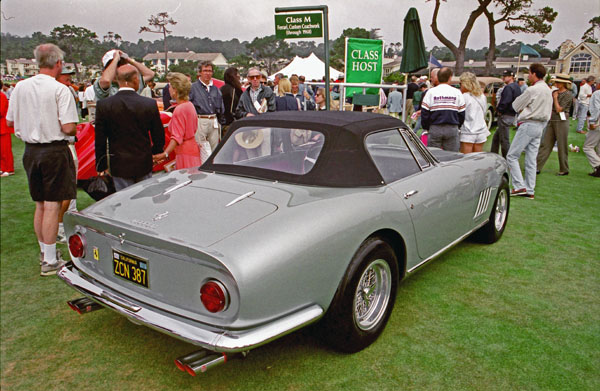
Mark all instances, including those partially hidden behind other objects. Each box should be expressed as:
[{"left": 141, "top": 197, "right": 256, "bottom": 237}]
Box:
[{"left": 248, "top": 75, "right": 261, "bottom": 80}]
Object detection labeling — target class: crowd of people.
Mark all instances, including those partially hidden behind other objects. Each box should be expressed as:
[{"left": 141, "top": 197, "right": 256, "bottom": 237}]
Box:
[
  {"left": 404, "top": 64, "right": 599, "bottom": 200},
  {"left": 1, "top": 42, "right": 599, "bottom": 276}
]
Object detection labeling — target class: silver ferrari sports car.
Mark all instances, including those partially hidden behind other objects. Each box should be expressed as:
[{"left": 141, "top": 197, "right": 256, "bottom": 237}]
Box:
[{"left": 59, "top": 111, "right": 509, "bottom": 375}]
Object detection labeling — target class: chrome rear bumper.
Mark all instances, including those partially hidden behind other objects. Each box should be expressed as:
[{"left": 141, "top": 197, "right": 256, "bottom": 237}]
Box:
[{"left": 57, "top": 262, "right": 323, "bottom": 353}]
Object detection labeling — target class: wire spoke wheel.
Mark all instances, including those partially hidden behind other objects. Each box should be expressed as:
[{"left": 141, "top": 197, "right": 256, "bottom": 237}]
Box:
[
  {"left": 494, "top": 187, "right": 508, "bottom": 232},
  {"left": 353, "top": 259, "right": 392, "bottom": 331}
]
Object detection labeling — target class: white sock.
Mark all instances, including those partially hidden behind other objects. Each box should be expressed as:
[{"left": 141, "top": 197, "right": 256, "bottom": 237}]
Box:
[
  {"left": 39, "top": 241, "right": 44, "bottom": 253},
  {"left": 58, "top": 222, "right": 64, "bottom": 232},
  {"left": 43, "top": 243, "right": 57, "bottom": 265}
]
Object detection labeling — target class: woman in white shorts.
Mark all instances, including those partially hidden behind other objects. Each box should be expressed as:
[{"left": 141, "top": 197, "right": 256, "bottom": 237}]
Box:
[{"left": 459, "top": 72, "right": 490, "bottom": 153}]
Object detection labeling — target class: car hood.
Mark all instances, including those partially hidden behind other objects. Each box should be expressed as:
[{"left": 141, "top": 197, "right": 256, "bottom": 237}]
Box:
[{"left": 81, "top": 170, "right": 279, "bottom": 247}]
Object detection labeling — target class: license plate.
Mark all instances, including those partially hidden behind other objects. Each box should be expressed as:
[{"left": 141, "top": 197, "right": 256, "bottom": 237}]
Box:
[{"left": 113, "top": 250, "right": 149, "bottom": 288}]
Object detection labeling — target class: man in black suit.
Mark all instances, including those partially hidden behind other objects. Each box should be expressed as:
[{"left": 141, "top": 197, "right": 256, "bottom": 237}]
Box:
[{"left": 95, "top": 64, "right": 165, "bottom": 191}]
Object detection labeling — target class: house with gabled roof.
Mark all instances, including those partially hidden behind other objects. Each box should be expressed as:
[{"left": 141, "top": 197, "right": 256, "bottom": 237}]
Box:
[{"left": 555, "top": 40, "right": 600, "bottom": 80}]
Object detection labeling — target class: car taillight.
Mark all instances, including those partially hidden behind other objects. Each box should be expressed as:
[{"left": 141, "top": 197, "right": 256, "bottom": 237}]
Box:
[
  {"left": 68, "top": 234, "right": 86, "bottom": 258},
  {"left": 200, "top": 280, "right": 229, "bottom": 313}
]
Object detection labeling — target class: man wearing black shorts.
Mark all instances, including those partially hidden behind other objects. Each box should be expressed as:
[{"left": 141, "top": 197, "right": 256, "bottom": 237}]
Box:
[{"left": 6, "top": 43, "right": 79, "bottom": 276}]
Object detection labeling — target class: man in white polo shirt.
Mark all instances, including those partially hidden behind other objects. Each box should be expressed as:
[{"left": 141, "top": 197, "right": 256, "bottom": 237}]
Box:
[
  {"left": 6, "top": 43, "right": 79, "bottom": 276},
  {"left": 576, "top": 76, "right": 595, "bottom": 134}
]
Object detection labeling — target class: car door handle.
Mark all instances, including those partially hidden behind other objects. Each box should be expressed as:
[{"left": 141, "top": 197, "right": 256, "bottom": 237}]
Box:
[{"left": 403, "top": 190, "right": 419, "bottom": 199}]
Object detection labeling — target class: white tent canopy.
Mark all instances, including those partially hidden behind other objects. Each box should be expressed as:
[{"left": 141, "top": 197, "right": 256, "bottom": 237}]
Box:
[{"left": 269, "top": 53, "right": 343, "bottom": 81}]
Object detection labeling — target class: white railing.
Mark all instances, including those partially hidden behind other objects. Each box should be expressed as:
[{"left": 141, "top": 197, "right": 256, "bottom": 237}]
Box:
[{"left": 305, "top": 81, "right": 408, "bottom": 122}]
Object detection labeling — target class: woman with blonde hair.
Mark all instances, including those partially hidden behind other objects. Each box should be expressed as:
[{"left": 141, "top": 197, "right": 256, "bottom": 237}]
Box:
[
  {"left": 459, "top": 72, "right": 490, "bottom": 153},
  {"left": 275, "top": 78, "right": 300, "bottom": 111},
  {"left": 153, "top": 72, "right": 201, "bottom": 168}
]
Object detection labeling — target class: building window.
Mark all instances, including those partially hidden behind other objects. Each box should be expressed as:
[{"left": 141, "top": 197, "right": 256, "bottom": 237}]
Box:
[{"left": 569, "top": 53, "right": 592, "bottom": 74}]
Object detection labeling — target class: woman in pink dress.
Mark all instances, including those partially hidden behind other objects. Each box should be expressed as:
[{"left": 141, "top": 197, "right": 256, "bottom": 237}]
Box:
[{"left": 154, "top": 72, "right": 201, "bottom": 169}]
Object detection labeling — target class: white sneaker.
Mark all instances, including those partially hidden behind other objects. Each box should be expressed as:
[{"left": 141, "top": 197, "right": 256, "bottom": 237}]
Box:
[
  {"left": 41, "top": 259, "right": 67, "bottom": 276},
  {"left": 57, "top": 226, "right": 67, "bottom": 244},
  {"left": 39, "top": 249, "right": 64, "bottom": 266}
]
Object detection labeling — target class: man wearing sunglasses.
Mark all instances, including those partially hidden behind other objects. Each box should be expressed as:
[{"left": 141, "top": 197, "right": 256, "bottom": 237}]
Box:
[{"left": 235, "top": 67, "right": 276, "bottom": 118}]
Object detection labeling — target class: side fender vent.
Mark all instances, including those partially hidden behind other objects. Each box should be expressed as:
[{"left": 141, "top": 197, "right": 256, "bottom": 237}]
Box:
[{"left": 473, "top": 187, "right": 495, "bottom": 220}]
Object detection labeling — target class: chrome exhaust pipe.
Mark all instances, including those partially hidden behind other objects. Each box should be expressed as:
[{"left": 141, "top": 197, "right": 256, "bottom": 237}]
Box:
[
  {"left": 174, "top": 349, "right": 229, "bottom": 375},
  {"left": 174, "top": 350, "right": 209, "bottom": 372},
  {"left": 67, "top": 297, "right": 103, "bottom": 314},
  {"left": 184, "top": 353, "right": 227, "bottom": 376}
]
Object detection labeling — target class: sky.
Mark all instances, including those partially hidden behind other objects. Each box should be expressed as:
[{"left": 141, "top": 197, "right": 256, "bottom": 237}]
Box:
[{"left": 1, "top": 0, "right": 599, "bottom": 53}]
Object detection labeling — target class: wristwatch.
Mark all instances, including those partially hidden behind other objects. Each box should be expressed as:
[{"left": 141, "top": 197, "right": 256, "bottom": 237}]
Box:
[{"left": 165, "top": 151, "right": 169, "bottom": 159}]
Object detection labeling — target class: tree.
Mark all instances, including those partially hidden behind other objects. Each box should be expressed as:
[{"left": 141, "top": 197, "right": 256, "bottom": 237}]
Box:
[
  {"left": 50, "top": 24, "right": 99, "bottom": 76},
  {"left": 329, "top": 27, "right": 370, "bottom": 69},
  {"left": 581, "top": 16, "right": 600, "bottom": 44},
  {"left": 168, "top": 60, "right": 198, "bottom": 78},
  {"left": 229, "top": 54, "right": 256, "bottom": 75},
  {"left": 369, "top": 28, "right": 382, "bottom": 40},
  {"left": 481, "top": 0, "right": 557, "bottom": 75},
  {"left": 247, "top": 35, "right": 291, "bottom": 74},
  {"left": 385, "top": 42, "right": 402, "bottom": 58},
  {"left": 139, "top": 12, "right": 177, "bottom": 75},
  {"left": 428, "top": 0, "right": 492, "bottom": 75},
  {"left": 103, "top": 31, "right": 123, "bottom": 47},
  {"left": 289, "top": 41, "right": 317, "bottom": 57},
  {"left": 430, "top": 45, "right": 455, "bottom": 61},
  {"left": 383, "top": 71, "right": 406, "bottom": 84}
]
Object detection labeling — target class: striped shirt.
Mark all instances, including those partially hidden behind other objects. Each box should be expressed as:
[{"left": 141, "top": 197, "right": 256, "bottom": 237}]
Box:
[{"left": 421, "top": 83, "right": 466, "bottom": 130}]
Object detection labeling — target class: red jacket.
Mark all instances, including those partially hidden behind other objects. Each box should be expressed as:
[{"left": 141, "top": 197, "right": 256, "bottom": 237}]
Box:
[{"left": 0, "top": 92, "right": 14, "bottom": 135}]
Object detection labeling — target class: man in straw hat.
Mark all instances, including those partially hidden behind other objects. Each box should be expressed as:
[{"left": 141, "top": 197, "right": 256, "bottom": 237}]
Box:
[{"left": 536, "top": 73, "right": 573, "bottom": 176}]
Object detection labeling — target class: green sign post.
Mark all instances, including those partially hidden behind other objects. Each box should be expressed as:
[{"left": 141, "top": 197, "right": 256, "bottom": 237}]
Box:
[
  {"left": 275, "top": 13, "right": 323, "bottom": 39},
  {"left": 345, "top": 38, "right": 384, "bottom": 98},
  {"left": 275, "top": 6, "right": 330, "bottom": 110}
]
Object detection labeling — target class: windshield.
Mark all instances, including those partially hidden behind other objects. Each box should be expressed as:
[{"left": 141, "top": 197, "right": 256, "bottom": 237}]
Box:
[{"left": 212, "top": 126, "right": 325, "bottom": 176}]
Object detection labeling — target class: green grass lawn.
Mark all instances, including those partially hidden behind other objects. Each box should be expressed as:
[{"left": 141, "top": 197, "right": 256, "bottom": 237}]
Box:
[{"left": 1, "top": 123, "right": 599, "bottom": 391}]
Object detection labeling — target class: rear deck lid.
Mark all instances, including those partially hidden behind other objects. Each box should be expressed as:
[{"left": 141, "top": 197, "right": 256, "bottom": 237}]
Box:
[{"left": 82, "top": 176, "right": 277, "bottom": 247}]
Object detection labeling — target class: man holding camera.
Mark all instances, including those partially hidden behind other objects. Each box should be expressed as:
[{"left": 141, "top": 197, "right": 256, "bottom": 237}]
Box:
[{"left": 94, "top": 49, "right": 155, "bottom": 101}]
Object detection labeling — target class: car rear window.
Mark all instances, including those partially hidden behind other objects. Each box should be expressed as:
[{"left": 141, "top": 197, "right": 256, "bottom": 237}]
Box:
[{"left": 212, "top": 126, "right": 325, "bottom": 176}]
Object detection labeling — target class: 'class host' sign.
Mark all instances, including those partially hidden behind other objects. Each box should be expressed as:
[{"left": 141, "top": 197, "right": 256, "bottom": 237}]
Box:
[
  {"left": 275, "top": 13, "right": 323, "bottom": 39},
  {"left": 345, "top": 38, "right": 384, "bottom": 97}
]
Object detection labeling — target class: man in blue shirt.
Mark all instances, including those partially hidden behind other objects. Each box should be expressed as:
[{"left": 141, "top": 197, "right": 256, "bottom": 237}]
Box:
[
  {"left": 491, "top": 70, "right": 521, "bottom": 158},
  {"left": 189, "top": 61, "right": 225, "bottom": 151}
]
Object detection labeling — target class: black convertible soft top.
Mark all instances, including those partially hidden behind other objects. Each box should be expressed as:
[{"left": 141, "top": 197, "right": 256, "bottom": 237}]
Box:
[{"left": 202, "top": 111, "right": 408, "bottom": 187}]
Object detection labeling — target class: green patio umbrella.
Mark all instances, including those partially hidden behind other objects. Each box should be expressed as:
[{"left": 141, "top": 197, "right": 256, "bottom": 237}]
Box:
[{"left": 400, "top": 7, "right": 428, "bottom": 73}]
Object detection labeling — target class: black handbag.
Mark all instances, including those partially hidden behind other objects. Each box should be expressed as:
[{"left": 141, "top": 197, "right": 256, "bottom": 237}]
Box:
[{"left": 82, "top": 174, "right": 116, "bottom": 201}]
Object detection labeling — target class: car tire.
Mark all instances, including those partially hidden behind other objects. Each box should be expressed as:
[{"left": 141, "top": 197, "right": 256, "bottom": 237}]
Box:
[
  {"left": 320, "top": 238, "right": 398, "bottom": 353},
  {"left": 485, "top": 108, "right": 494, "bottom": 130},
  {"left": 472, "top": 176, "right": 509, "bottom": 244}
]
